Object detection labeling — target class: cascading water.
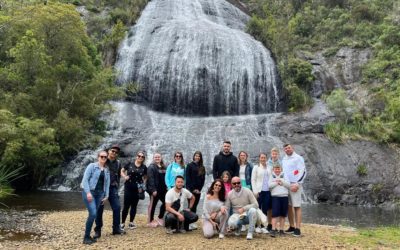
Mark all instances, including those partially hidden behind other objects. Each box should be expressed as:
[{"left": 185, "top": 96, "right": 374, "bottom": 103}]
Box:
[
  {"left": 115, "top": 0, "right": 284, "bottom": 115},
  {"left": 51, "top": 0, "right": 286, "bottom": 191}
]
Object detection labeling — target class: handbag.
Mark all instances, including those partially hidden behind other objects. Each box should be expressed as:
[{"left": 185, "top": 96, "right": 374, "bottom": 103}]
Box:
[{"left": 171, "top": 193, "right": 182, "bottom": 211}]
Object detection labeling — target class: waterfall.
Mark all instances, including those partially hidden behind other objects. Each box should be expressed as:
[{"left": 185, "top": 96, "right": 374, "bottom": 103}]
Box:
[{"left": 115, "top": 0, "right": 283, "bottom": 115}]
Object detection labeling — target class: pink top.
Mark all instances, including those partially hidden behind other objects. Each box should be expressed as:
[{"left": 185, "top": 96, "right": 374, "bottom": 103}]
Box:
[{"left": 224, "top": 182, "right": 232, "bottom": 197}]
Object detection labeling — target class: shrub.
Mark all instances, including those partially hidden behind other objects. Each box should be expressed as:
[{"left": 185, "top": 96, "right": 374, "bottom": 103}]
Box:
[{"left": 356, "top": 164, "right": 368, "bottom": 176}]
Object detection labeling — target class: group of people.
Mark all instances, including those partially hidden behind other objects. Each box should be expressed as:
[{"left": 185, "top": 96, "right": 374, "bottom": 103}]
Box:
[{"left": 80, "top": 141, "right": 306, "bottom": 244}]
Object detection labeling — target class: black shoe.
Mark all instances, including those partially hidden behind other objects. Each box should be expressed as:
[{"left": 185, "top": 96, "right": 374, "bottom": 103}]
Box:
[
  {"left": 112, "top": 229, "right": 126, "bottom": 235},
  {"left": 285, "top": 226, "right": 295, "bottom": 234},
  {"left": 267, "top": 224, "right": 272, "bottom": 232},
  {"left": 270, "top": 229, "right": 277, "bottom": 238},
  {"left": 293, "top": 228, "right": 301, "bottom": 237},
  {"left": 279, "top": 230, "right": 285, "bottom": 236},
  {"left": 83, "top": 237, "right": 95, "bottom": 245},
  {"left": 93, "top": 230, "right": 101, "bottom": 239}
]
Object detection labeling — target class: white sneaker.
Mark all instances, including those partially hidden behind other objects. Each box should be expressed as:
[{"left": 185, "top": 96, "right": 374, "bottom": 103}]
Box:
[
  {"left": 255, "top": 227, "right": 262, "bottom": 233},
  {"left": 234, "top": 229, "right": 241, "bottom": 236},
  {"left": 165, "top": 227, "right": 175, "bottom": 234},
  {"left": 241, "top": 225, "right": 247, "bottom": 232},
  {"left": 246, "top": 233, "right": 253, "bottom": 240},
  {"left": 261, "top": 227, "right": 269, "bottom": 234},
  {"left": 189, "top": 223, "right": 198, "bottom": 230},
  {"left": 219, "top": 233, "right": 224, "bottom": 239},
  {"left": 128, "top": 222, "right": 137, "bottom": 229},
  {"left": 120, "top": 223, "right": 125, "bottom": 231}
]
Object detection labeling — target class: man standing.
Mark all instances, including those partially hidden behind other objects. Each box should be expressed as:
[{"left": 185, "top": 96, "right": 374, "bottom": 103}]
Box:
[
  {"left": 94, "top": 145, "right": 125, "bottom": 237},
  {"left": 212, "top": 140, "right": 239, "bottom": 179},
  {"left": 226, "top": 176, "right": 259, "bottom": 240},
  {"left": 164, "top": 176, "right": 198, "bottom": 233},
  {"left": 282, "top": 143, "right": 307, "bottom": 237}
]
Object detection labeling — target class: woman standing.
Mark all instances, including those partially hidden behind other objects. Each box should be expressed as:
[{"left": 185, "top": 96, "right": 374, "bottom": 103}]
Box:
[
  {"left": 202, "top": 179, "right": 228, "bottom": 239},
  {"left": 121, "top": 151, "right": 147, "bottom": 230},
  {"left": 186, "top": 151, "right": 206, "bottom": 229},
  {"left": 81, "top": 150, "right": 110, "bottom": 245},
  {"left": 238, "top": 151, "right": 253, "bottom": 189},
  {"left": 165, "top": 152, "right": 185, "bottom": 190},
  {"left": 146, "top": 153, "right": 168, "bottom": 227},
  {"left": 251, "top": 153, "right": 272, "bottom": 234}
]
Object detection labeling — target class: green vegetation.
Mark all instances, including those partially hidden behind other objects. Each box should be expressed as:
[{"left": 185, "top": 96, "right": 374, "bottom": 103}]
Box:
[
  {"left": 356, "top": 164, "right": 368, "bottom": 176},
  {"left": 245, "top": 0, "right": 400, "bottom": 143},
  {"left": 336, "top": 227, "right": 400, "bottom": 249},
  {"left": 0, "top": 0, "right": 147, "bottom": 191}
]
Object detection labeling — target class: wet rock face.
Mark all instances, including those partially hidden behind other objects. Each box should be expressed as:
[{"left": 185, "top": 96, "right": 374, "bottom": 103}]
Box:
[
  {"left": 308, "top": 47, "right": 372, "bottom": 98},
  {"left": 272, "top": 105, "right": 400, "bottom": 207}
]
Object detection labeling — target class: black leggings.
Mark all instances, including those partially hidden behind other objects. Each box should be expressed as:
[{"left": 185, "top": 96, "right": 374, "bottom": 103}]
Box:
[
  {"left": 122, "top": 184, "right": 139, "bottom": 223},
  {"left": 148, "top": 190, "right": 166, "bottom": 222},
  {"left": 190, "top": 193, "right": 201, "bottom": 214}
]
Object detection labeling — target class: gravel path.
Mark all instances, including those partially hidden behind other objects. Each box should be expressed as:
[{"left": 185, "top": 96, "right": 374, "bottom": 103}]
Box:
[{"left": 0, "top": 210, "right": 361, "bottom": 249}]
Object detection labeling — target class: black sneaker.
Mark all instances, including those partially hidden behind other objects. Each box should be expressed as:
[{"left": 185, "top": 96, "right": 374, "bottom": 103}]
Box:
[
  {"left": 285, "top": 226, "right": 295, "bottom": 234},
  {"left": 93, "top": 230, "right": 101, "bottom": 239},
  {"left": 267, "top": 224, "right": 272, "bottom": 232},
  {"left": 112, "top": 229, "right": 126, "bottom": 235},
  {"left": 83, "top": 237, "right": 95, "bottom": 245},
  {"left": 293, "top": 228, "right": 301, "bottom": 237},
  {"left": 270, "top": 229, "right": 277, "bottom": 238},
  {"left": 279, "top": 230, "right": 285, "bottom": 236}
]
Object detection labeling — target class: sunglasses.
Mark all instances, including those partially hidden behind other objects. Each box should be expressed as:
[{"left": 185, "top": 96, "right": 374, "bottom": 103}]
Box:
[
  {"left": 232, "top": 182, "right": 241, "bottom": 185},
  {"left": 175, "top": 155, "right": 182, "bottom": 158},
  {"left": 99, "top": 155, "right": 108, "bottom": 159},
  {"left": 137, "top": 155, "right": 145, "bottom": 159}
]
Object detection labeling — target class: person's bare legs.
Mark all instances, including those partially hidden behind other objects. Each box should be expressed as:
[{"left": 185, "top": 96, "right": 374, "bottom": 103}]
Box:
[
  {"left": 287, "top": 205, "right": 294, "bottom": 228},
  {"left": 279, "top": 216, "right": 285, "bottom": 231},
  {"left": 294, "top": 207, "right": 302, "bottom": 229}
]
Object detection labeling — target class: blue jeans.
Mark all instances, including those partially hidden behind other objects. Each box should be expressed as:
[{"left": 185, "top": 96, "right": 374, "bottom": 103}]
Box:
[
  {"left": 82, "top": 190, "right": 104, "bottom": 238},
  {"left": 228, "top": 207, "right": 257, "bottom": 234},
  {"left": 95, "top": 186, "right": 121, "bottom": 232}
]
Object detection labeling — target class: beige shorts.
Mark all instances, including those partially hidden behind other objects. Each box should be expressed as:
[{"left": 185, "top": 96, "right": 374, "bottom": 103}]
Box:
[{"left": 288, "top": 184, "right": 303, "bottom": 208}]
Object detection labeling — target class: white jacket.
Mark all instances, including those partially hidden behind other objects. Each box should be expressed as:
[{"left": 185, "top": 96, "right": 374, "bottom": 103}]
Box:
[
  {"left": 282, "top": 152, "right": 307, "bottom": 183},
  {"left": 251, "top": 164, "right": 271, "bottom": 195}
]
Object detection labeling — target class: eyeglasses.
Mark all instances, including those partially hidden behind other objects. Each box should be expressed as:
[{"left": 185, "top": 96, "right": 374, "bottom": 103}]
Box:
[
  {"left": 175, "top": 155, "right": 182, "bottom": 158},
  {"left": 137, "top": 155, "right": 145, "bottom": 159},
  {"left": 99, "top": 155, "right": 108, "bottom": 159},
  {"left": 110, "top": 150, "right": 119, "bottom": 154},
  {"left": 232, "top": 182, "right": 241, "bottom": 185}
]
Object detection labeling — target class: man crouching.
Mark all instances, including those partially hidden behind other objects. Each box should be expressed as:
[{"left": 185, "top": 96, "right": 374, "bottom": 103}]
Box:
[{"left": 165, "top": 175, "right": 198, "bottom": 233}]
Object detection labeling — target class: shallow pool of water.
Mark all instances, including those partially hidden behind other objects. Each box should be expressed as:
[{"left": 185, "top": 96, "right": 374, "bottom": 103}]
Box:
[{"left": 1, "top": 191, "right": 399, "bottom": 228}]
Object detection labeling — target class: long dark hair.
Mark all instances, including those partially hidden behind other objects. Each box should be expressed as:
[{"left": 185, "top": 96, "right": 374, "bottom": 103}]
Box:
[
  {"left": 207, "top": 179, "right": 225, "bottom": 202},
  {"left": 174, "top": 151, "right": 185, "bottom": 168},
  {"left": 193, "top": 151, "right": 205, "bottom": 176}
]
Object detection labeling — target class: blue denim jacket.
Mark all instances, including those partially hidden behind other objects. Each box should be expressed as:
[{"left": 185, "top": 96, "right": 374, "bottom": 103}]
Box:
[{"left": 81, "top": 162, "right": 110, "bottom": 198}]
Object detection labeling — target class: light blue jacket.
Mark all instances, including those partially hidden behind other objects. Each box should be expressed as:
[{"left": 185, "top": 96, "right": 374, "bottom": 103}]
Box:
[
  {"left": 165, "top": 162, "right": 185, "bottom": 189},
  {"left": 81, "top": 162, "right": 110, "bottom": 198}
]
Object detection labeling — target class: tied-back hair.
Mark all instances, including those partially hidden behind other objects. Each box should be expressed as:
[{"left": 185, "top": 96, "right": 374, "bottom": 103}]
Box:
[
  {"left": 174, "top": 151, "right": 185, "bottom": 168},
  {"left": 207, "top": 179, "right": 226, "bottom": 202},
  {"left": 221, "top": 170, "right": 231, "bottom": 183},
  {"left": 193, "top": 151, "right": 205, "bottom": 176},
  {"left": 238, "top": 151, "right": 248, "bottom": 165}
]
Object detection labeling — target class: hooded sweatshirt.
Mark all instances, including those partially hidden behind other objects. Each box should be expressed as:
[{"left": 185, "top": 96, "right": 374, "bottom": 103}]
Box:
[
  {"left": 282, "top": 152, "right": 307, "bottom": 184},
  {"left": 212, "top": 151, "right": 239, "bottom": 179},
  {"left": 165, "top": 162, "right": 185, "bottom": 189}
]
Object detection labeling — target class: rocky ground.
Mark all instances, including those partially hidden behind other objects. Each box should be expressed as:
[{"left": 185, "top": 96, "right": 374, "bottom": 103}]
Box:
[{"left": 0, "top": 210, "right": 364, "bottom": 249}]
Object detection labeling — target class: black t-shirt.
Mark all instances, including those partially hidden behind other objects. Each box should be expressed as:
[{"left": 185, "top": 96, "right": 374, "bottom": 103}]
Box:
[
  {"left": 123, "top": 163, "right": 147, "bottom": 187},
  {"left": 95, "top": 170, "right": 105, "bottom": 191},
  {"left": 107, "top": 159, "right": 121, "bottom": 187}
]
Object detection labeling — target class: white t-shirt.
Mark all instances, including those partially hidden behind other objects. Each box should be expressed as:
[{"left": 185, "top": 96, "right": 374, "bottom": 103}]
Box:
[
  {"left": 165, "top": 188, "right": 193, "bottom": 212},
  {"left": 239, "top": 165, "right": 246, "bottom": 180}
]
